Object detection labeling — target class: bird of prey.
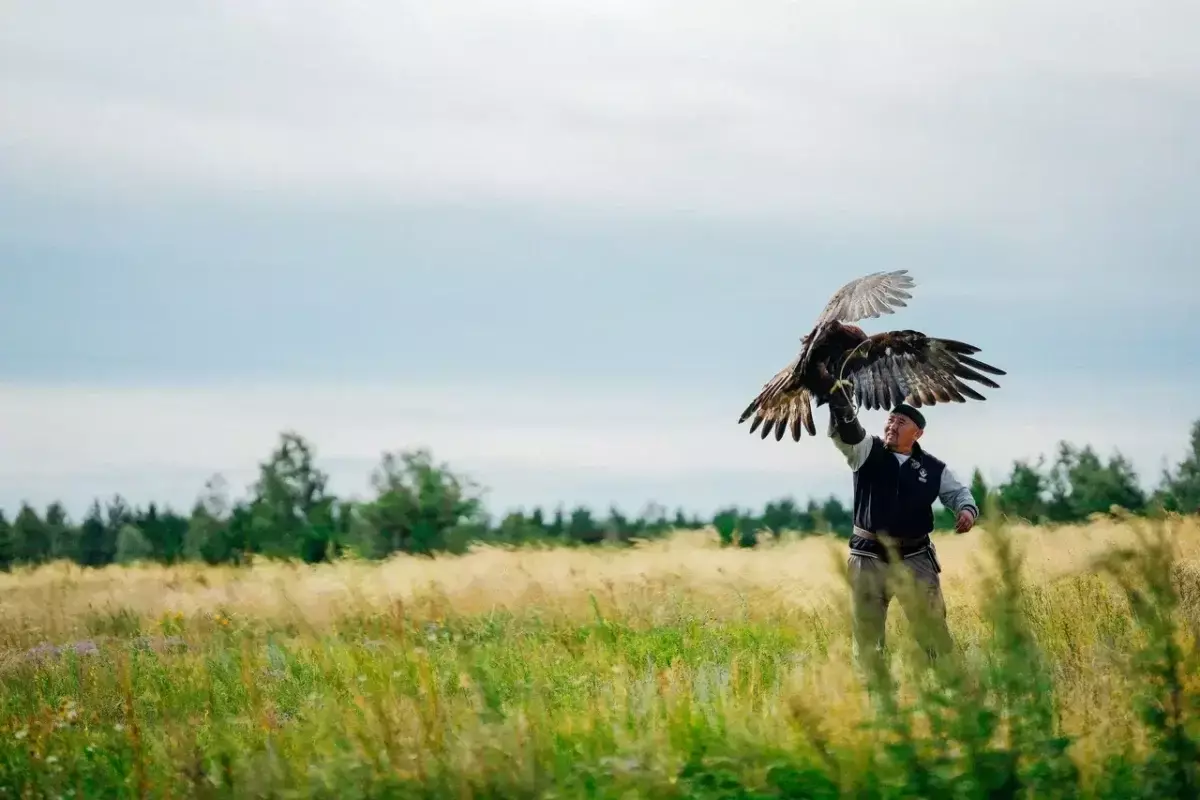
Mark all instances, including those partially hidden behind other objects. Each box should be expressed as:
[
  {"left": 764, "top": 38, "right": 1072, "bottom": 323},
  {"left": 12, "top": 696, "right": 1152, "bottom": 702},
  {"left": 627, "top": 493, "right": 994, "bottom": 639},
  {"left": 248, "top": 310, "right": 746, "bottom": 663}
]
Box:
[{"left": 737, "top": 269, "right": 1006, "bottom": 442}]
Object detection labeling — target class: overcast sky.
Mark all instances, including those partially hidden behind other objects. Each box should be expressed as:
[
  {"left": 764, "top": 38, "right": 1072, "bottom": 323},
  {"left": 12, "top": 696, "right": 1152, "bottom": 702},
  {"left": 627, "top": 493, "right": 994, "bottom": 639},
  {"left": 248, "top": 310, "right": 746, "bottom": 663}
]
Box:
[{"left": 2, "top": 0, "right": 1198, "bottom": 521}]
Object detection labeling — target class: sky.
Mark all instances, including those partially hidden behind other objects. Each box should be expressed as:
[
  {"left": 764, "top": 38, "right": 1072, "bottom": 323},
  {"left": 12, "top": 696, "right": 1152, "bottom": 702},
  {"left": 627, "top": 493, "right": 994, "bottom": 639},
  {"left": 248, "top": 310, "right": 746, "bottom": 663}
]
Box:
[{"left": 1, "top": 0, "right": 1198, "bottom": 522}]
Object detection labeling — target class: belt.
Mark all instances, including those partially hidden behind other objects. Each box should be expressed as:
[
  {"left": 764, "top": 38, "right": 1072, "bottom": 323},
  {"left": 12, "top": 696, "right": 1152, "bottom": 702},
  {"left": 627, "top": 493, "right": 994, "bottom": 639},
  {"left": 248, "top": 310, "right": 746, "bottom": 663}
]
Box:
[{"left": 851, "top": 526, "right": 931, "bottom": 560}]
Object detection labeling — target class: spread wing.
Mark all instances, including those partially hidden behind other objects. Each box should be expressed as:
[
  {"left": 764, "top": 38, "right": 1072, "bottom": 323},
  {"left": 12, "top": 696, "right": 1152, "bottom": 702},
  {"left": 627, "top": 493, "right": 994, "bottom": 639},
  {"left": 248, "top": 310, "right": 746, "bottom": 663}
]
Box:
[
  {"left": 816, "top": 271, "right": 916, "bottom": 331},
  {"left": 736, "top": 357, "right": 818, "bottom": 442},
  {"left": 841, "top": 330, "right": 1007, "bottom": 410},
  {"left": 812, "top": 269, "right": 916, "bottom": 328},
  {"left": 735, "top": 270, "right": 919, "bottom": 443}
]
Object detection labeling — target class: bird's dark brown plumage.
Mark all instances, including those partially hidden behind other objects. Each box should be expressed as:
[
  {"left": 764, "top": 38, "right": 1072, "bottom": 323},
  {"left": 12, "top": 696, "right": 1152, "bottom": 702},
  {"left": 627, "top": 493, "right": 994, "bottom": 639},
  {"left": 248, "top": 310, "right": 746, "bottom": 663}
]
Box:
[{"left": 737, "top": 270, "right": 1006, "bottom": 442}]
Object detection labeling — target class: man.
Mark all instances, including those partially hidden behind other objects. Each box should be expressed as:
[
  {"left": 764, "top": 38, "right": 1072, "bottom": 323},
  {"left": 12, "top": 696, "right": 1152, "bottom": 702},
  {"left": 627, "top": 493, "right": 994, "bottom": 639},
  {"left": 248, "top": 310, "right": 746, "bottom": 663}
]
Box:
[{"left": 825, "top": 384, "right": 979, "bottom": 669}]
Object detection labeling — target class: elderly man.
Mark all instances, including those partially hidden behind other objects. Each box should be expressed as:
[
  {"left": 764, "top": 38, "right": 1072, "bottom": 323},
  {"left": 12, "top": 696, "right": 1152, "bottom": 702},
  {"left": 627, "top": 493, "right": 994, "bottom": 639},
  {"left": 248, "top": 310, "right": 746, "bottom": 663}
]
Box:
[{"left": 825, "top": 386, "right": 979, "bottom": 669}]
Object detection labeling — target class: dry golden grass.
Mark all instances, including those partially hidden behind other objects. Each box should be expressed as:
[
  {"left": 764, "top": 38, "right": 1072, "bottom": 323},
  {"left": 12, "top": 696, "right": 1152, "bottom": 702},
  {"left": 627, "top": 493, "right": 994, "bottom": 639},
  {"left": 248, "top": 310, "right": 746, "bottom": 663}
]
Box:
[
  {"left": 3, "top": 513, "right": 1197, "bottom": 638},
  {"left": 0, "top": 514, "right": 1197, "bottom": 796}
]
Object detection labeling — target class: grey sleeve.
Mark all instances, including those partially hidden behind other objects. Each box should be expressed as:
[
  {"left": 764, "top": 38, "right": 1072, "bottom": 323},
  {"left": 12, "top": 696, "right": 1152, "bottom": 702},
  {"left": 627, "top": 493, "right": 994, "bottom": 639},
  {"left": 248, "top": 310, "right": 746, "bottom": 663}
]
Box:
[
  {"left": 828, "top": 411, "right": 872, "bottom": 471},
  {"left": 939, "top": 468, "right": 979, "bottom": 517}
]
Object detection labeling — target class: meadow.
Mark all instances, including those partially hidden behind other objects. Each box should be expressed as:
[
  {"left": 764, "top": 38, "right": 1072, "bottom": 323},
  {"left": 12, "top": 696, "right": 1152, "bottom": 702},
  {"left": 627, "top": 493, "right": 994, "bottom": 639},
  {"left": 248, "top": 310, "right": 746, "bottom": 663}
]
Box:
[{"left": 2, "top": 512, "right": 1199, "bottom": 798}]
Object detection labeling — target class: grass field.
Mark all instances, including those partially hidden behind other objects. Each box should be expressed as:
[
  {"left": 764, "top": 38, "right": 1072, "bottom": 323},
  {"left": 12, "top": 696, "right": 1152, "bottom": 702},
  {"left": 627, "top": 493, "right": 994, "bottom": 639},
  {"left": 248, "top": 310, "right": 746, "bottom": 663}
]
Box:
[{"left": 2, "top": 513, "right": 1199, "bottom": 798}]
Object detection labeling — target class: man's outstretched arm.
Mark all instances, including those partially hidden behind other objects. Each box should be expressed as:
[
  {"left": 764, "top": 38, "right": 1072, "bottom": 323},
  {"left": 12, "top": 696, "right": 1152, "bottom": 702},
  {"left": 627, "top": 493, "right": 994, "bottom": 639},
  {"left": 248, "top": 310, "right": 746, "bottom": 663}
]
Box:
[
  {"left": 826, "top": 387, "right": 872, "bottom": 471},
  {"left": 938, "top": 468, "right": 979, "bottom": 532}
]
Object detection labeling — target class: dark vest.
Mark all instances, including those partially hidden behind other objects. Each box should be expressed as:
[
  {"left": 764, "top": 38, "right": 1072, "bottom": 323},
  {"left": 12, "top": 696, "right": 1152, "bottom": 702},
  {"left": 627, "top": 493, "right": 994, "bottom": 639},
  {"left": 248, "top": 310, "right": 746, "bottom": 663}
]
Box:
[{"left": 849, "top": 438, "right": 945, "bottom": 559}]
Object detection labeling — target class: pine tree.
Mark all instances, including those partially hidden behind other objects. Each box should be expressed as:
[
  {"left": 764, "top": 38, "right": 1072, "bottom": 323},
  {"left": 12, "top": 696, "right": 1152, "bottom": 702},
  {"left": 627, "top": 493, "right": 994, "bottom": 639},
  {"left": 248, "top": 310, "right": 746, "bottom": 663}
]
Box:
[
  {"left": 0, "top": 511, "right": 13, "bottom": 571},
  {"left": 970, "top": 468, "right": 990, "bottom": 517}
]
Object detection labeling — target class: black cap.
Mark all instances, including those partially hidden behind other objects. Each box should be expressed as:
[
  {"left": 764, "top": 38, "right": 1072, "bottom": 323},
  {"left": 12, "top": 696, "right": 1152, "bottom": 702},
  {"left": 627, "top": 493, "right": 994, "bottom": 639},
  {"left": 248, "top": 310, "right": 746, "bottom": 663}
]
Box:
[{"left": 891, "top": 403, "right": 926, "bottom": 430}]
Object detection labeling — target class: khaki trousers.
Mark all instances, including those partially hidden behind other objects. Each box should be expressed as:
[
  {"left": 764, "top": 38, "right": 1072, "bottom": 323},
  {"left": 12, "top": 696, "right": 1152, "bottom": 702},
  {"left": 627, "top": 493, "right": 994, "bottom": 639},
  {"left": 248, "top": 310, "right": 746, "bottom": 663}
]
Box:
[{"left": 847, "top": 545, "right": 952, "bottom": 669}]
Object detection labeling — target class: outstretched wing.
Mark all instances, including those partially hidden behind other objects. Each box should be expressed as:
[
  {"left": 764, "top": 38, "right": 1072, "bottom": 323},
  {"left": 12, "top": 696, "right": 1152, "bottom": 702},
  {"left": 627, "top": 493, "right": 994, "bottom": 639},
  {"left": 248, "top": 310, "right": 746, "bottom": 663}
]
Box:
[
  {"left": 736, "top": 358, "right": 818, "bottom": 442},
  {"left": 841, "top": 330, "right": 1007, "bottom": 410},
  {"left": 736, "top": 270, "right": 920, "bottom": 443},
  {"left": 813, "top": 270, "right": 916, "bottom": 329}
]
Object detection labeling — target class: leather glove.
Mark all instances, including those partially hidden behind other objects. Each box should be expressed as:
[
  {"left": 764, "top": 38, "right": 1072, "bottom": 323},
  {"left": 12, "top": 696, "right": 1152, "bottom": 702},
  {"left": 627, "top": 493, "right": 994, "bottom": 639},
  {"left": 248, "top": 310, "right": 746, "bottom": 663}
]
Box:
[{"left": 825, "top": 378, "right": 865, "bottom": 443}]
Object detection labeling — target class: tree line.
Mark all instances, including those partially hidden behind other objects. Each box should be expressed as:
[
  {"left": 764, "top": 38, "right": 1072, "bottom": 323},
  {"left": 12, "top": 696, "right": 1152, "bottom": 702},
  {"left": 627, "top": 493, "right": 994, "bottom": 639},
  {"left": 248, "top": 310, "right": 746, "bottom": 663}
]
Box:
[{"left": 0, "top": 417, "right": 1197, "bottom": 569}]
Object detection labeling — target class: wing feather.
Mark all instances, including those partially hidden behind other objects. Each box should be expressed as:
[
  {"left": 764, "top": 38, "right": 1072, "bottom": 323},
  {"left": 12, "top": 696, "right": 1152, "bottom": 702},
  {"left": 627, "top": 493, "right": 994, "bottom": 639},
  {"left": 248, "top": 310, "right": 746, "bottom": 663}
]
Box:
[
  {"left": 879, "top": 359, "right": 898, "bottom": 408},
  {"left": 737, "top": 357, "right": 818, "bottom": 442},
  {"left": 738, "top": 356, "right": 799, "bottom": 424},
  {"left": 880, "top": 359, "right": 902, "bottom": 408},
  {"left": 813, "top": 269, "right": 916, "bottom": 328},
  {"left": 870, "top": 360, "right": 888, "bottom": 408},
  {"left": 746, "top": 385, "right": 816, "bottom": 442},
  {"left": 841, "top": 330, "right": 1006, "bottom": 411},
  {"left": 855, "top": 360, "right": 875, "bottom": 409}
]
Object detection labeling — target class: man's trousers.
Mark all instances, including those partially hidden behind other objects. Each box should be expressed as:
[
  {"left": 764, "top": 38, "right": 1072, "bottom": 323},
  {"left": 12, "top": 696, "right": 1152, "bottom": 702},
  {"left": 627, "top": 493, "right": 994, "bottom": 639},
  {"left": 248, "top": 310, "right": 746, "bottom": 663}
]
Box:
[{"left": 847, "top": 545, "right": 953, "bottom": 669}]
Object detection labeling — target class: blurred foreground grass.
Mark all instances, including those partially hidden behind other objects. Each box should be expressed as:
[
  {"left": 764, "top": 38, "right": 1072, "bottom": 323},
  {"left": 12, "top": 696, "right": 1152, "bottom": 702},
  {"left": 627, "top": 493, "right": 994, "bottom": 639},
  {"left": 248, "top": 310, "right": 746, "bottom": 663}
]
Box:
[{"left": 2, "top": 513, "right": 1200, "bottom": 798}]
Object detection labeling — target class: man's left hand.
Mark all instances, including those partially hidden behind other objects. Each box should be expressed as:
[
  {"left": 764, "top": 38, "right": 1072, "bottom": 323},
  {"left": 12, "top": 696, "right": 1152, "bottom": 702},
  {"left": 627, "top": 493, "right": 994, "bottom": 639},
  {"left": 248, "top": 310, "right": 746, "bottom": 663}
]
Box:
[{"left": 955, "top": 510, "right": 976, "bottom": 533}]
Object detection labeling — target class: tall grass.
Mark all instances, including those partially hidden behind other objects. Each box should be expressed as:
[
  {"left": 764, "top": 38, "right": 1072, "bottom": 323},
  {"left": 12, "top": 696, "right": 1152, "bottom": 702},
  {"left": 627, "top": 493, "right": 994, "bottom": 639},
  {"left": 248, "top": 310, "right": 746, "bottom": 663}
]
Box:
[{"left": 0, "top": 513, "right": 1198, "bottom": 797}]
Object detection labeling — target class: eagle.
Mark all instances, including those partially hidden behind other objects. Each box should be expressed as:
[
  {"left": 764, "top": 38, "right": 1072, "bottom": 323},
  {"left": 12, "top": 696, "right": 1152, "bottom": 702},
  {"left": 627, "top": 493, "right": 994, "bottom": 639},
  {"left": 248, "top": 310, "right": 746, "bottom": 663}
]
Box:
[{"left": 737, "top": 269, "right": 1007, "bottom": 442}]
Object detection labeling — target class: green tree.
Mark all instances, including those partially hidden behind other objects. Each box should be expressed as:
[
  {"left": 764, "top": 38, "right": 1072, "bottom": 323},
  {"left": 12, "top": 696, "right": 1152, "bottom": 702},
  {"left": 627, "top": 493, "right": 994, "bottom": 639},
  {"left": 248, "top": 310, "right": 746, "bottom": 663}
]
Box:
[
  {"left": 970, "top": 468, "right": 990, "bottom": 515},
  {"left": 567, "top": 505, "right": 602, "bottom": 544},
  {"left": 548, "top": 507, "right": 566, "bottom": 538},
  {"left": 712, "top": 506, "right": 739, "bottom": 546},
  {"left": 116, "top": 524, "right": 154, "bottom": 564},
  {"left": 4, "top": 417, "right": 1193, "bottom": 570},
  {"left": 248, "top": 432, "right": 337, "bottom": 562},
  {"left": 491, "top": 511, "right": 545, "bottom": 545},
  {"left": 185, "top": 475, "right": 236, "bottom": 564},
  {"left": 1098, "top": 450, "right": 1147, "bottom": 514},
  {"left": 604, "top": 506, "right": 634, "bottom": 542},
  {"left": 1046, "top": 443, "right": 1147, "bottom": 521},
  {"left": 12, "top": 503, "right": 51, "bottom": 566},
  {"left": 934, "top": 507, "right": 956, "bottom": 531},
  {"left": 641, "top": 501, "right": 673, "bottom": 538},
  {"left": 821, "top": 495, "right": 852, "bottom": 537},
  {"left": 672, "top": 508, "right": 691, "bottom": 529},
  {"left": 1044, "top": 442, "right": 1077, "bottom": 522},
  {"left": 761, "top": 497, "right": 801, "bottom": 538},
  {"left": 997, "top": 459, "right": 1048, "bottom": 522},
  {"left": 1156, "top": 419, "right": 1200, "bottom": 514},
  {"left": 360, "top": 448, "right": 486, "bottom": 556},
  {"left": 44, "top": 502, "right": 75, "bottom": 562},
  {"left": 806, "top": 499, "right": 827, "bottom": 534},
  {"left": 135, "top": 503, "right": 189, "bottom": 564},
  {"left": 78, "top": 500, "right": 115, "bottom": 567},
  {"left": 0, "top": 512, "right": 13, "bottom": 571}
]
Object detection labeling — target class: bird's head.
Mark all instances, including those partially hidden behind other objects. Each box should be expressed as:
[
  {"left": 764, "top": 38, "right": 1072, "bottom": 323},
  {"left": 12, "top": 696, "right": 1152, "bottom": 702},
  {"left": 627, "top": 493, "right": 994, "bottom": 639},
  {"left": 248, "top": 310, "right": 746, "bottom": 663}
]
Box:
[{"left": 837, "top": 322, "right": 866, "bottom": 338}]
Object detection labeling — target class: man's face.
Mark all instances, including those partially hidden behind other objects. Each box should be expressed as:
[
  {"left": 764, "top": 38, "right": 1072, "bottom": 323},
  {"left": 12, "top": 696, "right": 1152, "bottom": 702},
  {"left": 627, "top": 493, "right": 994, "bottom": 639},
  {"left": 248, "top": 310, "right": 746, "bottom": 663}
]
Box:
[{"left": 883, "top": 413, "right": 921, "bottom": 450}]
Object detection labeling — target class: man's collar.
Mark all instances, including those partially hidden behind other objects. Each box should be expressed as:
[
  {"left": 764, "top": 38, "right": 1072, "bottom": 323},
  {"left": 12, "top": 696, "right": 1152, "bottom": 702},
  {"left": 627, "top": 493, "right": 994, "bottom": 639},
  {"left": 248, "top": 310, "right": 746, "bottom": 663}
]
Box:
[{"left": 886, "top": 441, "right": 924, "bottom": 459}]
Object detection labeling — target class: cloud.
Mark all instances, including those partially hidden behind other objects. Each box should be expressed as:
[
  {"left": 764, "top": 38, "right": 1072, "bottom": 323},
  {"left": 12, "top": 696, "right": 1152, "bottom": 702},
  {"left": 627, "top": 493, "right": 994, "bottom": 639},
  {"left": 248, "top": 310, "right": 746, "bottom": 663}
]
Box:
[
  {"left": 1, "top": 0, "right": 1198, "bottom": 523},
  {"left": 0, "top": 378, "right": 1192, "bottom": 520},
  {"left": 2, "top": 0, "right": 1197, "bottom": 232}
]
